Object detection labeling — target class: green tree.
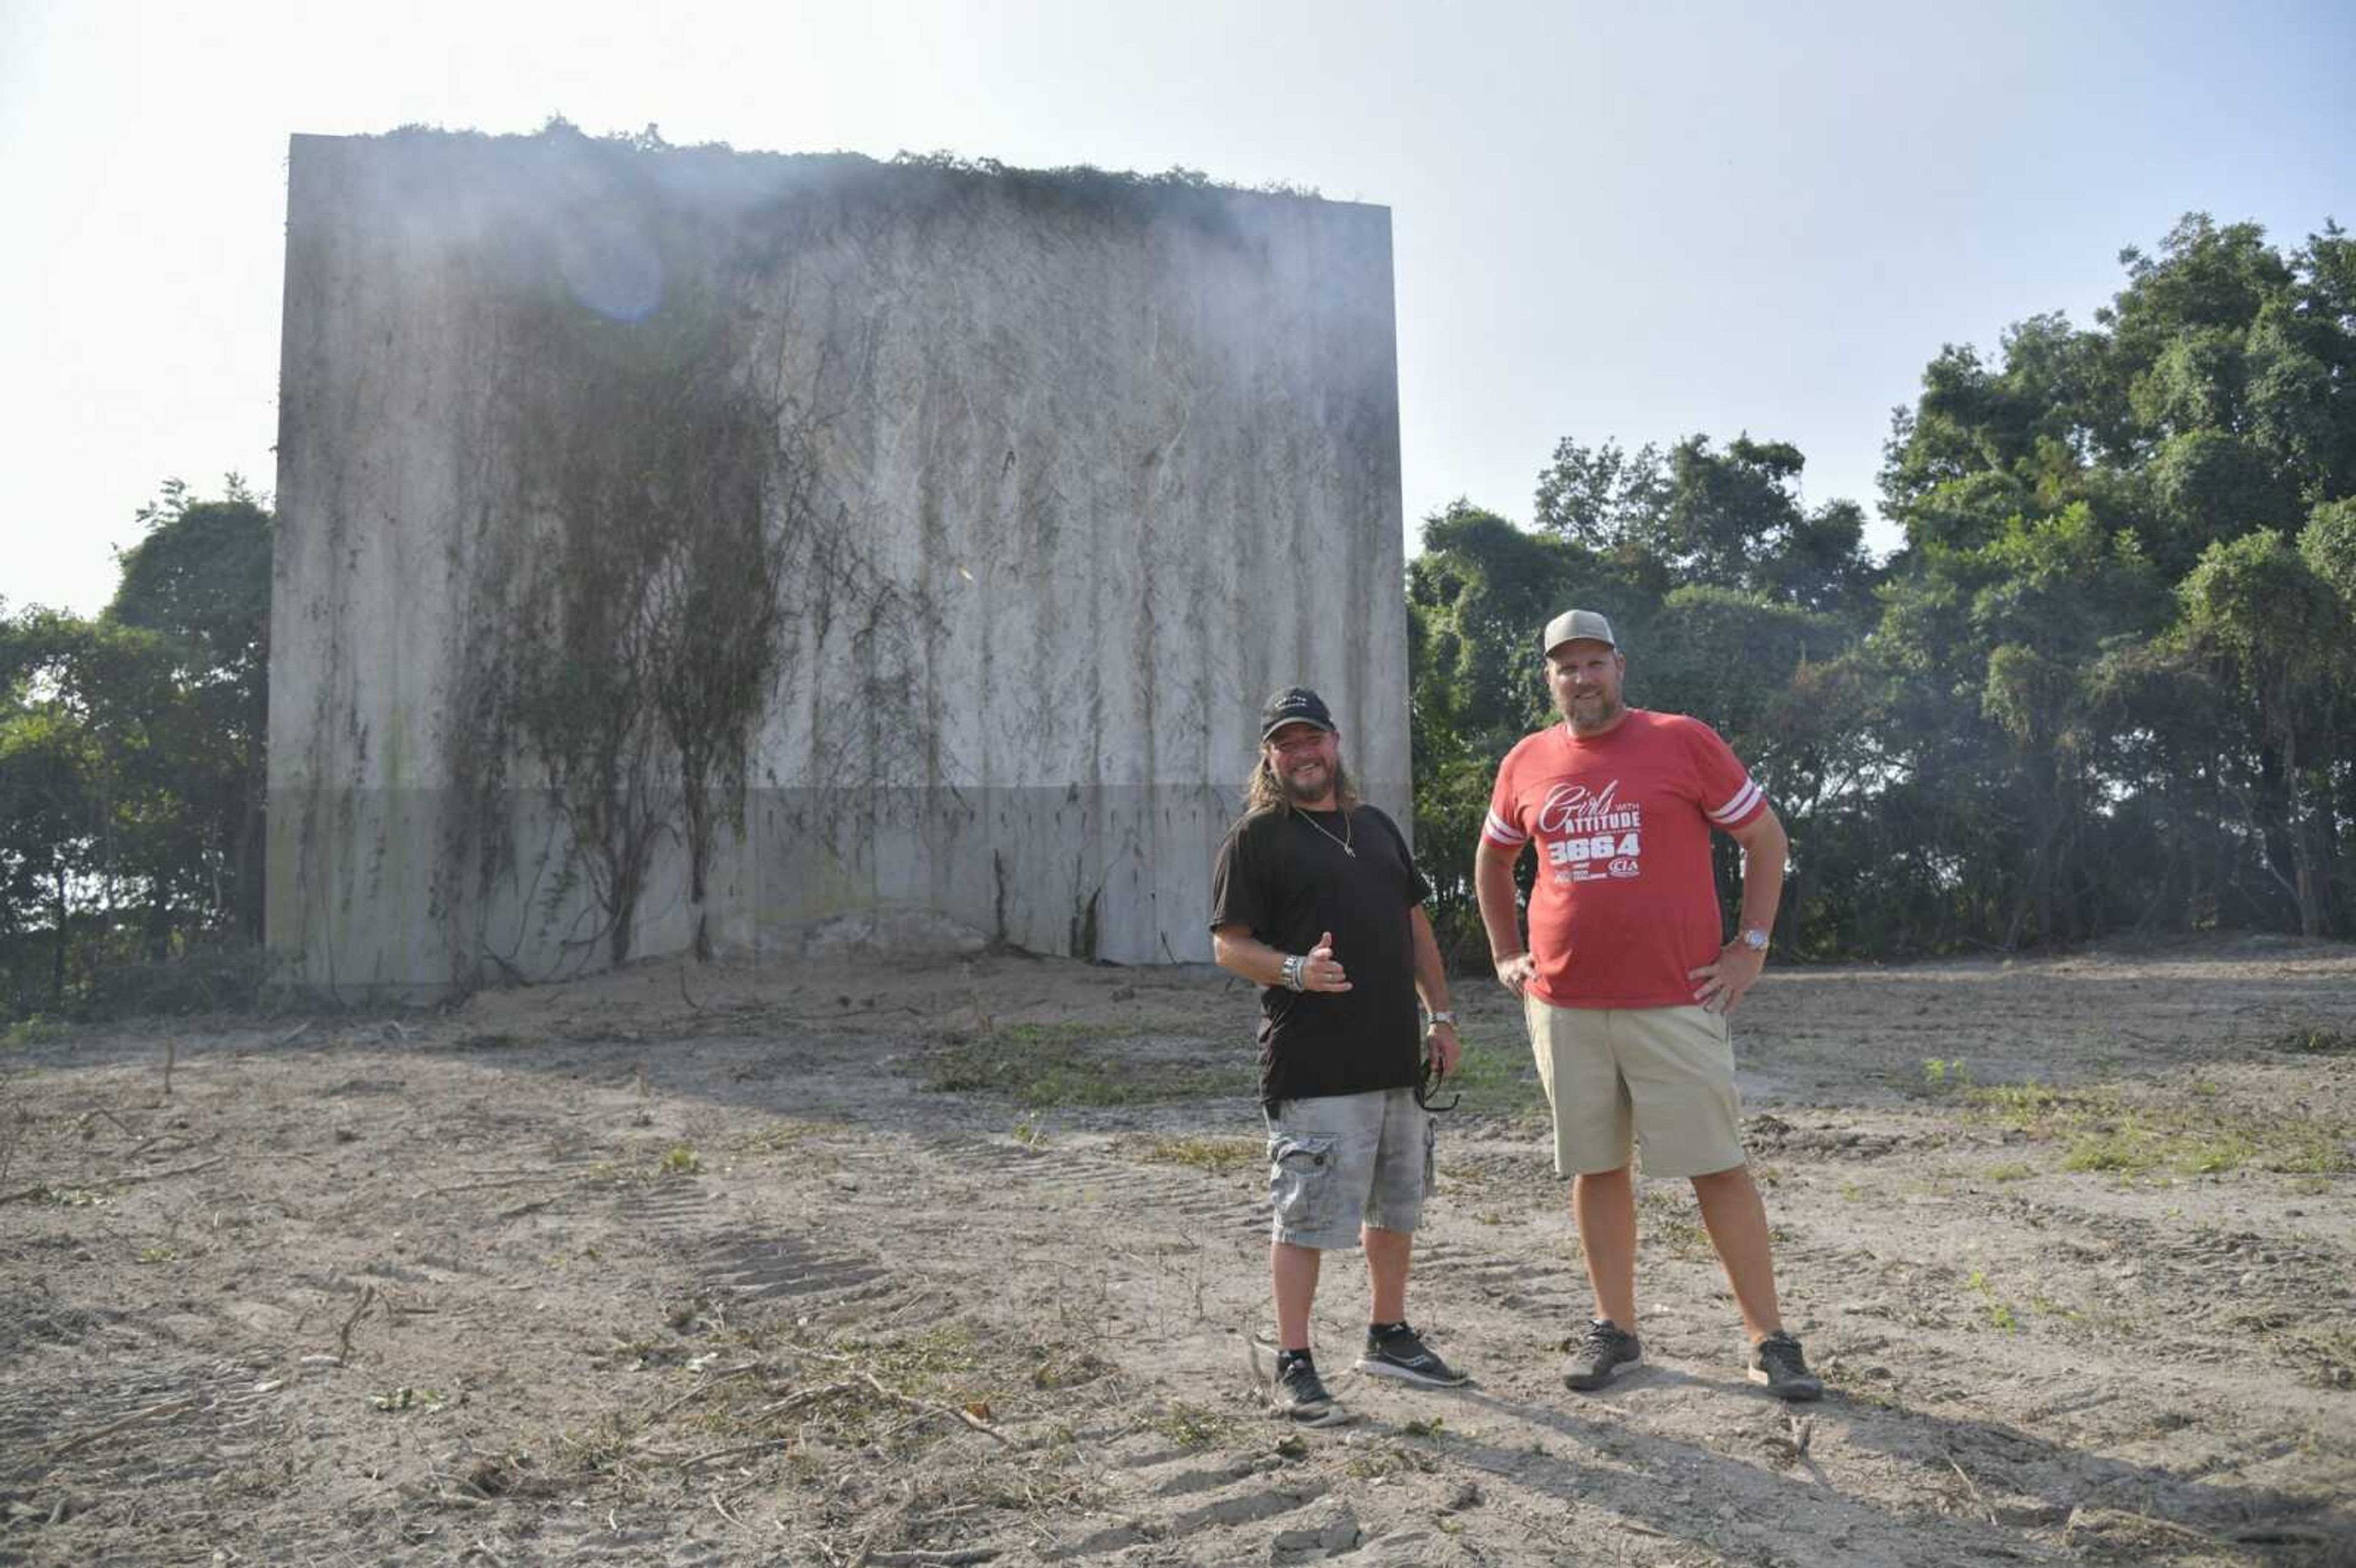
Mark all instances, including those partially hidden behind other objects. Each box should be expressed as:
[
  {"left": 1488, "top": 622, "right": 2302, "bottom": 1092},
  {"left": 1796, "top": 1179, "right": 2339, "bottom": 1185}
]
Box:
[
  {"left": 0, "top": 480, "right": 274, "bottom": 1018},
  {"left": 1538, "top": 433, "right": 1877, "bottom": 615},
  {"left": 1406, "top": 502, "right": 1585, "bottom": 961},
  {"left": 2178, "top": 530, "right": 2349, "bottom": 935},
  {"left": 1869, "top": 211, "right": 2355, "bottom": 947},
  {"left": 107, "top": 477, "right": 273, "bottom": 940},
  {"left": 1409, "top": 443, "right": 1882, "bottom": 961}
]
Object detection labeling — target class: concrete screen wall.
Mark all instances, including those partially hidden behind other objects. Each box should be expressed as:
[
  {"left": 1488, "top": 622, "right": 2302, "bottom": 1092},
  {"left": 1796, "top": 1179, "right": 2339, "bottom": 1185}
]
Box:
[{"left": 268, "top": 131, "right": 1406, "bottom": 991}]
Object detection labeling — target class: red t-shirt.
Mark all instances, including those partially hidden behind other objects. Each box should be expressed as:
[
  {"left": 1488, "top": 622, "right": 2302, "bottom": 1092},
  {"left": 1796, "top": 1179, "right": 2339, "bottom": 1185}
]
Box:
[{"left": 1483, "top": 710, "right": 1766, "bottom": 1008}]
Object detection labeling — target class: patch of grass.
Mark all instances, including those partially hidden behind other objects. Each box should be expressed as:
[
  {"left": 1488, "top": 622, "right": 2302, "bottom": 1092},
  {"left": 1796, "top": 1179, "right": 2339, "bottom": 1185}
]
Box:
[
  {"left": 1152, "top": 1402, "right": 1240, "bottom": 1450},
  {"left": 1917, "top": 1057, "right": 1974, "bottom": 1096},
  {"left": 1646, "top": 1216, "right": 1713, "bottom": 1261},
  {"left": 1344, "top": 1442, "right": 1441, "bottom": 1480},
  {"left": 1012, "top": 1113, "right": 1049, "bottom": 1148},
  {"left": 587, "top": 1143, "right": 717, "bottom": 1185},
  {"left": 1983, "top": 1161, "right": 2035, "bottom": 1182},
  {"left": 1439, "top": 1042, "right": 1549, "bottom": 1119},
  {"left": 2060, "top": 1123, "right": 2163, "bottom": 1175},
  {"left": 136, "top": 1244, "right": 177, "bottom": 1264},
  {"left": 2273, "top": 1025, "right": 2356, "bottom": 1056},
  {"left": 1966, "top": 1082, "right": 2069, "bottom": 1123},
  {"left": 550, "top": 1410, "right": 640, "bottom": 1475},
  {"left": 924, "top": 1021, "right": 1244, "bottom": 1107},
  {"left": 556, "top": 1309, "right": 1126, "bottom": 1535},
  {"left": 2183, "top": 1130, "right": 2258, "bottom": 1174},
  {"left": 2, "top": 1016, "right": 69, "bottom": 1050},
  {"left": 368, "top": 1386, "right": 445, "bottom": 1413},
  {"left": 1136, "top": 1134, "right": 1261, "bottom": 1177},
  {"left": 1638, "top": 1189, "right": 1715, "bottom": 1261},
  {"left": 1966, "top": 1268, "right": 2019, "bottom": 1332},
  {"left": 1436, "top": 1161, "right": 1499, "bottom": 1191},
  {"left": 2061, "top": 1115, "right": 2279, "bottom": 1177},
  {"left": 2299, "top": 1326, "right": 2356, "bottom": 1391},
  {"left": 666, "top": 1315, "right": 1118, "bottom": 1504},
  {"left": 730, "top": 1119, "right": 827, "bottom": 1156},
  {"left": 1962, "top": 1080, "right": 2351, "bottom": 1179},
  {"left": 845, "top": 1322, "right": 983, "bottom": 1396}
]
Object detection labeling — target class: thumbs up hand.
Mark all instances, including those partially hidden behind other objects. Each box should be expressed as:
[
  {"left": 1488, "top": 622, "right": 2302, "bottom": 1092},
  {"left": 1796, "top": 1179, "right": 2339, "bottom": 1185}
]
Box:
[{"left": 1305, "top": 931, "right": 1351, "bottom": 993}]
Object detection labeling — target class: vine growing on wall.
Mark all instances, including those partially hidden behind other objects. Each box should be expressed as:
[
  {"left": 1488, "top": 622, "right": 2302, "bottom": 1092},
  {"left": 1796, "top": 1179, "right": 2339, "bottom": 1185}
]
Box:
[
  {"left": 515, "top": 280, "right": 798, "bottom": 962},
  {"left": 421, "top": 127, "right": 1055, "bottom": 982},
  {"left": 445, "top": 143, "right": 824, "bottom": 972}
]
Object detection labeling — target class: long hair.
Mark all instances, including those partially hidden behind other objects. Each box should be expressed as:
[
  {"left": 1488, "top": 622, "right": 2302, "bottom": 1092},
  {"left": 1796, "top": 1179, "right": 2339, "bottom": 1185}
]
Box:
[{"left": 1244, "top": 752, "right": 1361, "bottom": 819}]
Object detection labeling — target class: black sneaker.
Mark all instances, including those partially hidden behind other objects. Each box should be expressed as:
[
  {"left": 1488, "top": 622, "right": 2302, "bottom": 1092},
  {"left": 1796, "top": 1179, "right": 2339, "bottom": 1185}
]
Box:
[
  {"left": 1271, "top": 1353, "right": 1350, "bottom": 1426},
  {"left": 1747, "top": 1330, "right": 1823, "bottom": 1401},
  {"left": 1355, "top": 1322, "right": 1471, "bottom": 1388},
  {"left": 1561, "top": 1318, "right": 1643, "bottom": 1391}
]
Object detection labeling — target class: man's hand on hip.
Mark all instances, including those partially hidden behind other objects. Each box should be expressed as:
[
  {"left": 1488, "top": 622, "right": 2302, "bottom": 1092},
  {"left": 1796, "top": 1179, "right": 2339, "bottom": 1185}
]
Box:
[
  {"left": 1688, "top": 941, "right": 1767, "bottom": 1015},
  {"left": 1493, "top": 951, "right": 1536, "bottom": 996}
]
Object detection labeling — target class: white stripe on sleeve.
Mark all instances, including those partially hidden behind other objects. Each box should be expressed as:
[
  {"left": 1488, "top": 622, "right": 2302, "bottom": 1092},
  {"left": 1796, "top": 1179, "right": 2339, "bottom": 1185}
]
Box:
[
  {"left": 1707, "top": 780, "right": 1763, "bottom": 824},
  {"left": 1483, "top": 809, "right": 1527, "bottom": 845}
]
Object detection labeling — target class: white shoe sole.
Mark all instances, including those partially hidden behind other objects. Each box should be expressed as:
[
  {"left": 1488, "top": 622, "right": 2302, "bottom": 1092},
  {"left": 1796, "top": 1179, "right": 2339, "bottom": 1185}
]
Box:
[
  {"left": 1280, "top": 1402, "right": 1354, "bottom": 1427},
  {"left": 1562, "top": 1350, "right": 1642, "bottom": 1391},
  {"left": 1355, "top": 1356, "right": 1472, "bottom": 1389},
  {"left": 1747, "top": 1366, "right": 1823, "bottom": 1400}
]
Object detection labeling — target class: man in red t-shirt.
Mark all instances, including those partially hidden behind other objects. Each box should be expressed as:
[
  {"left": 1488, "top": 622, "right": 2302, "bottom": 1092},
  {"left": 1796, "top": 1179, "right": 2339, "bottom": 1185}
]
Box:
[{"left": 1474, "top": 609, "right": 1822, "bottom": 1401}]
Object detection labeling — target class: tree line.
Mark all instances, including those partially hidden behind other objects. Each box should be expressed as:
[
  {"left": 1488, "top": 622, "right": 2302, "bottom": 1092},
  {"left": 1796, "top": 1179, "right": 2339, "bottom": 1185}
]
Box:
[
  {"left": 2, "top": 481, "right": 271, "bottom": 1017},
  {"left": 4, "top": 211, "right": 2351, "bottom": 1019},
  {"left": 1412, "top": 213, "right": 2356, "bottom": 964}
]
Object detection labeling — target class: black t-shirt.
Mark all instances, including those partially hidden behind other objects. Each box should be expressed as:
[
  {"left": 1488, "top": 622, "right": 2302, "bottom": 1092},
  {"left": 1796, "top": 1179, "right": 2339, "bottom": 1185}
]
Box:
[{"left": 1207, "top": 804, "right": 1433, "bottom": 1109}]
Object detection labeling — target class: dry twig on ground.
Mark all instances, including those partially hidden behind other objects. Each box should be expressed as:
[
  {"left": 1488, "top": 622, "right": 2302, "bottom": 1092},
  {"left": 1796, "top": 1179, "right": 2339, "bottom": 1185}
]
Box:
[
  {"left": 117, "top": 1154, "right": 228, "bottom": 1186},
  {"left": 47, "top": 1394, "right": 199, "bottom": 1459},
  {"left": 1943, "top": 1453, "right": 1998, "bottom": 1526},
  {"left": 337, "top": 1285, "right": 381, "bottom": 1364}
]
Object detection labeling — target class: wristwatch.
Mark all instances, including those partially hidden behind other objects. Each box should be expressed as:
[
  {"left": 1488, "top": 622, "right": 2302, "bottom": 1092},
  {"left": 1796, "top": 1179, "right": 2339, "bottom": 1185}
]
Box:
[
  {"left": 1425, "top": 1010, "right": 1457, "bottom": 1028},
  {"left": 1739, "top": 928, "right": 1770, "bottom": 952}
]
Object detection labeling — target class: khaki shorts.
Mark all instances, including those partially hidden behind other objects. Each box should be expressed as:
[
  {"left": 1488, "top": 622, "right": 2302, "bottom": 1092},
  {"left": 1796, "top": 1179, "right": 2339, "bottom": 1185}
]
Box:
[
  {"left": 1523, "top": 997, "right": 1746, "bottom": 1178},
  {"left": 1264, "top": 1088, "right": 1434, "bottom": 1251}
]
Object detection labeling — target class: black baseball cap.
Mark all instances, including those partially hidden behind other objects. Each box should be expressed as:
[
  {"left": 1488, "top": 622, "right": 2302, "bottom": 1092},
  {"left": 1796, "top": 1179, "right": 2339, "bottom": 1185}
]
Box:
[{"left": 1259, "top": 686, "right": 1336, "bottom": 742}]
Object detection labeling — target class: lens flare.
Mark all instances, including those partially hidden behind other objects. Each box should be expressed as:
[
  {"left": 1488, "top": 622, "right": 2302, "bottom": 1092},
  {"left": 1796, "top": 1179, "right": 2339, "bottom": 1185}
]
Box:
[{"left": 553, "top": 210, "right": 665, "bottom": 322}]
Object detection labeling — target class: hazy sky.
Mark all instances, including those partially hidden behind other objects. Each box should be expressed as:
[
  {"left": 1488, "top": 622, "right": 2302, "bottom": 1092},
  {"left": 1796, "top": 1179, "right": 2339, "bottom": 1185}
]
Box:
[{"left": 2, "top": 0, "right": 2349, "bottom": 615}]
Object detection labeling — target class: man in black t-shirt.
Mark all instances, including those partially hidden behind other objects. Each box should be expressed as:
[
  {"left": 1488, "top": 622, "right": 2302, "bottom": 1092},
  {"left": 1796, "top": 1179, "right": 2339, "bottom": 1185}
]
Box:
[{"left": 1210, "top": 686, "right": 1469, "bottom": 1424}]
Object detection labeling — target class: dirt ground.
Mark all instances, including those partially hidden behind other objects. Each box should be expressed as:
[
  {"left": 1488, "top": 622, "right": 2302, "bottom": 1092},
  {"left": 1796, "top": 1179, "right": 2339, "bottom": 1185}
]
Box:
[{"left": 3, "top": 932, "right": 2353, "bottom": 1567}]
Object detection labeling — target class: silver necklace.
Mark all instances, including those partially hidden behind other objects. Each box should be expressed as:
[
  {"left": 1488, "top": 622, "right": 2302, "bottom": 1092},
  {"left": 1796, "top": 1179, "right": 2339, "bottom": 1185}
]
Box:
[{"left": 1299, "top": 807, "right": 1354, "bottom": 857}]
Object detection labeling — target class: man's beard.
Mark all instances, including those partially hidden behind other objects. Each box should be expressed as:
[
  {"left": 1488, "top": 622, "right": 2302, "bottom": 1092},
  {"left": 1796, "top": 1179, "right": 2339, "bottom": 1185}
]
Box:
[
  {"left": 1562, "top": 692, "right": 1623, "bottom": 734},
  {"left": 1282, "top": 759, "right": 1333, "bottom": 803}
]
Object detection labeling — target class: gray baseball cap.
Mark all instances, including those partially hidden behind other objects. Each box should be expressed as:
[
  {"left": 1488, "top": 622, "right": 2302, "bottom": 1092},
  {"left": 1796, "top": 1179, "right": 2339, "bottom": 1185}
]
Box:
[{"left": 1543, "top": 608, "right": 1617, "bottom": 655}]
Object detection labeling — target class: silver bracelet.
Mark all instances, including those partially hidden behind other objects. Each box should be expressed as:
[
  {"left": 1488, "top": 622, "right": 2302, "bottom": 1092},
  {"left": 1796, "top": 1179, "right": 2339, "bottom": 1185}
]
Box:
[{"left": 1281, "top": 953, "right": 1306, "bottom": 992}]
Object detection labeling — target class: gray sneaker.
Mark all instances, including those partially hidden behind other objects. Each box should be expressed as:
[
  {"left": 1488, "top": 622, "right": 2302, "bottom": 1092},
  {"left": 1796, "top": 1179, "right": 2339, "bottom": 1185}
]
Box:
[
  {"left": 1271, "top": 1353, "right": 1350, "bottom": 1426},
  {"left": 1561, "top": 1318, "right": 1643, "bottom": 1390},
  {"left": 1747, "top": 1330, "right": 1823, "bottom": 1401}
]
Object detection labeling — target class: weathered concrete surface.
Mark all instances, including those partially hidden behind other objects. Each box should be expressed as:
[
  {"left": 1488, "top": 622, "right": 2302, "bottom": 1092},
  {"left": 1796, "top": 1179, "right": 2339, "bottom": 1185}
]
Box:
[{"left": 268, "top": 132, "right": 1405, "bottom": 991}]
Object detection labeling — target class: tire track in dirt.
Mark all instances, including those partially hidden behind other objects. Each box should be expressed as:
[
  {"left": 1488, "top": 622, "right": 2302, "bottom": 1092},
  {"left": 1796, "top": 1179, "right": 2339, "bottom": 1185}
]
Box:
[
  {"left": 0, "top": 1341, "right": 293, "bottom": 1556},
  {"left": 7, "top": 943, "right": 2350, "bottom": 1566}
]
